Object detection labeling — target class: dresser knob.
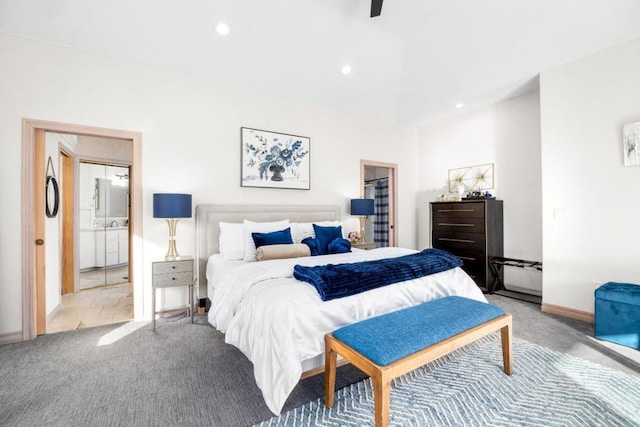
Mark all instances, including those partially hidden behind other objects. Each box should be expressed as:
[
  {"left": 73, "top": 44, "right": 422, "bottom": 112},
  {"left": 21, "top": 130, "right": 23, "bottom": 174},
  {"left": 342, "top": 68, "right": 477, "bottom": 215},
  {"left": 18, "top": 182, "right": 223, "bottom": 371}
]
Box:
[{"left": 172, "top": 266, "right": 176, "bottom": 269}]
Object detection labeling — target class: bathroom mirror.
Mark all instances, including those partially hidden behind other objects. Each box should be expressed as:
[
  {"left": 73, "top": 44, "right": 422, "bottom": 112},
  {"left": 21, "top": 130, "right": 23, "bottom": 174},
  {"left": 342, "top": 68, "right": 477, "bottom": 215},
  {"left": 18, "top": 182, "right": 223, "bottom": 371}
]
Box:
[{"left": 95, "top": 178, "right": 129, "bottom": 218}]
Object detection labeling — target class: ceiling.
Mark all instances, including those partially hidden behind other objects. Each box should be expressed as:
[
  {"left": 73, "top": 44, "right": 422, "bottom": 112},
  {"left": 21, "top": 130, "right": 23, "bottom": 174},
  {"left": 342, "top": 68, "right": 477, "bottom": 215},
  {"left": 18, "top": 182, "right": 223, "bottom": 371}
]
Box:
[{"left": 2, "top": 0, "right": 640, "bottom": 125}]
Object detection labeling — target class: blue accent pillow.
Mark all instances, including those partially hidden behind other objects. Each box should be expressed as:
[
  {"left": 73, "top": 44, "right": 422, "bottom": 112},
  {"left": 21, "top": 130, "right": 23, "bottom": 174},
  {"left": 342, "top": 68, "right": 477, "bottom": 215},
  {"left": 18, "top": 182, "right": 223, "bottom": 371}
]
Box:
[
  {"left": 328, "top": 238, "right": 351, "bottom": 254},
  {"left": 301, "top": 237, "right": 319, "bottom": 256},
  {"left": 312, "top": 224, "right": 343, "bottom": 256},
  {"left": 251, "top": 227, "right": 293, "bottom": 248}
]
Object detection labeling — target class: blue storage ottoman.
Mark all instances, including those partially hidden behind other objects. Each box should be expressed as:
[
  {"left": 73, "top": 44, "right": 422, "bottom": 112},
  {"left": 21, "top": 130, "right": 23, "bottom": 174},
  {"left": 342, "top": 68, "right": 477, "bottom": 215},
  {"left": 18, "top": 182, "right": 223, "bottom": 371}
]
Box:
[{"left": 594, "top": 282, "right": 640, "bottom": 349}]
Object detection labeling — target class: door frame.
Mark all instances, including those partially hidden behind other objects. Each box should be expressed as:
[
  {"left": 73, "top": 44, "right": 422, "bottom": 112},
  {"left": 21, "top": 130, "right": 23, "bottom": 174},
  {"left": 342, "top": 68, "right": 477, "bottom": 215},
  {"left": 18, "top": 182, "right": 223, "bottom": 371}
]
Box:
[
  {"left": 22, "top": 118, "right": 142, "bottom": 340},
  {"left": 60, "top": 148, "right": 76, "bottom": 295},
  {"left": 360, "top": 159, "right": 398, "bottom": 246}
]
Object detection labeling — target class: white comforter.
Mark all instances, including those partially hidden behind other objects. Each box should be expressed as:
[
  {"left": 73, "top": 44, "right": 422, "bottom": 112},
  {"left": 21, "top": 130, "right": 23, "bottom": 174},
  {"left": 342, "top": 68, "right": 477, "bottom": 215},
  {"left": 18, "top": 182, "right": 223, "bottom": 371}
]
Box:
[{"left": 207, "top": 247, "right": 486, "bottom": 415}]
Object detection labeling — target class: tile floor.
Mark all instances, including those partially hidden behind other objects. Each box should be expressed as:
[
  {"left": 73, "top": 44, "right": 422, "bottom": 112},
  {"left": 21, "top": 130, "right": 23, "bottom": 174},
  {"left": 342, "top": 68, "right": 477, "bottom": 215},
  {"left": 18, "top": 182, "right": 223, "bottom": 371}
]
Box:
[
  {"left": 80, "top": 265, "right": 129, "bottom": 289},
  {"left": 47, "top": 274, "right": 133, "bottom": 334}
]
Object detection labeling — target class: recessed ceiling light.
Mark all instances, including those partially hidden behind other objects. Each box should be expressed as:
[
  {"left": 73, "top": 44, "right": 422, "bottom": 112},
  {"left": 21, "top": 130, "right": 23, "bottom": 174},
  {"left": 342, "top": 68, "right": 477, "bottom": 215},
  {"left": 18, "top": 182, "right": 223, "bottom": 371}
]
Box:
[
  {"left": 341, "top": 65, "right": 352, "bottom": 75},
  {"left": 455, "top": 103, "right": 464, "bottom": 109},
  {"left": 215, "top": 22, "right": 231, "bottom": 36}
]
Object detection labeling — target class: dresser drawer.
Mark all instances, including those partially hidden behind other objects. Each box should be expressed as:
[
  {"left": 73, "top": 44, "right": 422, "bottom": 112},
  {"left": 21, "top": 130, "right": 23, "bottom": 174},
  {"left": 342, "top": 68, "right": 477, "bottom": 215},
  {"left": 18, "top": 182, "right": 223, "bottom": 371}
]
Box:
[
  {"left": 460, "top": 258, "right": 486, "bottom": 280},
  {"left": 454, "top": 252, "right": 485, "bottom": 265},
  {"left": 432, "top": 217, "right": 485, "bottom": 234},
  {"left": 432, "top": 202, "right": 485, "bottom": 219},
  {"left": 152, "top": 259, "right": 193, "bottom": 275},
  {"left": 433, "top": 231, "right": 485, "bottom": 253},
  {"left": 152, "top": 271, "right": 193, "bottom": 287}
]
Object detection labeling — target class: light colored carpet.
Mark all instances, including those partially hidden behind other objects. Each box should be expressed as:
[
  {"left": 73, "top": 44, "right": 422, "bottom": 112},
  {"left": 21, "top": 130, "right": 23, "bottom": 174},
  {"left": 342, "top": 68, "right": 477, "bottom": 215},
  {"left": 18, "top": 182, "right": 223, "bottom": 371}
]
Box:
[
  {"left": 257, "top": 334, "right": 640, "bottom": 426},
  {"left": 1, "top": 295, "right": 638, "bottom": 426}
]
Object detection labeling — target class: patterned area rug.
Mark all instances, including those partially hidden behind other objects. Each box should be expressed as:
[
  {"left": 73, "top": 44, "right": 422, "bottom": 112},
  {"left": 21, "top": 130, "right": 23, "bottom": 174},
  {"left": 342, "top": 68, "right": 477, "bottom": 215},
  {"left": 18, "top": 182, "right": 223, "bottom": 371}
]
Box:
[{"left": 256, "top": 335, "right": 640, "bottom": 426}]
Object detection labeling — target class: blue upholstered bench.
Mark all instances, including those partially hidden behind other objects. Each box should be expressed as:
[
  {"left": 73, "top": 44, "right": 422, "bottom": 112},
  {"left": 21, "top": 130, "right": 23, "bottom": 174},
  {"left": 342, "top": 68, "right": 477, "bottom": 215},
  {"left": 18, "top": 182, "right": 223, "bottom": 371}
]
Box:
[
  {"left": 324, "top": 296, "right": 512, "bottom": 427},
  {"left": 595, "top": 282, "right": 640, "bottom": 349}
]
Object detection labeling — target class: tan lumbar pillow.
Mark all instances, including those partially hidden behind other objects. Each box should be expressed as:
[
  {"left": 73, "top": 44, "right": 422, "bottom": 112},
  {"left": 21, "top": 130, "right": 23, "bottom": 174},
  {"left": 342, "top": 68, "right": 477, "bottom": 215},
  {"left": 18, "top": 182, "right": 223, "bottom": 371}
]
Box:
[{"left": 256, "top": 243, "right": 311, "bottom": 261}]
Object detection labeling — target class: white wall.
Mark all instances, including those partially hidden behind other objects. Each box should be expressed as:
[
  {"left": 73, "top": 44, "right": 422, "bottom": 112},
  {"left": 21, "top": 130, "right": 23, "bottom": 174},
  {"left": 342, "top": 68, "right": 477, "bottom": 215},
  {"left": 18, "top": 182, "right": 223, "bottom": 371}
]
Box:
[
  {"left": 417, "top": 92, "right": 543, "bottom": 294},
  {"left": 540, "top": 37, "right": 640, "bottom": 314},
  {"left": 0, "top": 34, "right": 419, "bottom": 336},
  {"left": 44, "top": 133, "right": 62, "bottom": 316}
]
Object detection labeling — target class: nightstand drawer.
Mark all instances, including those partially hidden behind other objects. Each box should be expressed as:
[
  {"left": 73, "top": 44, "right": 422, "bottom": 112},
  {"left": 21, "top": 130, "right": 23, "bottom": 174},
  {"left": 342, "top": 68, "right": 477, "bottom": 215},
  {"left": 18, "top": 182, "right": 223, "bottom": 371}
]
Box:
[
  {"left": 352, "top": 242, "right": 375, "bottom": 250},
  {"left": 151, "top": 256, "right": 195, "bottom": 331},
  {"left": 152, "top": 271, "right": 193, "bottom": 287},
  {"left": 152, "top": 259, "right": 193, "bottom": 275}
]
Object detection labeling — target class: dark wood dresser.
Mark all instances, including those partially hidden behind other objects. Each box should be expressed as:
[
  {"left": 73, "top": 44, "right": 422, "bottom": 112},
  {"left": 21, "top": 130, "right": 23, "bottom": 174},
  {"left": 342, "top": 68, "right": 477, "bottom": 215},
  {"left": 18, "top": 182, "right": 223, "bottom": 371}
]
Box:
[{"left": 430, "top": 200, "right": 503, "bottom": 291}]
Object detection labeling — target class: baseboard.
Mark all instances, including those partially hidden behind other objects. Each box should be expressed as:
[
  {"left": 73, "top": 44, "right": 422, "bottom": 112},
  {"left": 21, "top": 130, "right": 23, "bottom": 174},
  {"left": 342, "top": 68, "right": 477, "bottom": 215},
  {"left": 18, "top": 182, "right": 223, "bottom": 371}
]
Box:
[
  {"left": 541, "top": 302, "right": 594, "bottom": 324},
  {"left": 504, "top": 284, "right": 542, "bottom": 296},
  {"left": 0, "top": 331, "right": 24, "bottom": 346},
  {"left": 47, "top": 303, "right": 62, "bottom": 324}
]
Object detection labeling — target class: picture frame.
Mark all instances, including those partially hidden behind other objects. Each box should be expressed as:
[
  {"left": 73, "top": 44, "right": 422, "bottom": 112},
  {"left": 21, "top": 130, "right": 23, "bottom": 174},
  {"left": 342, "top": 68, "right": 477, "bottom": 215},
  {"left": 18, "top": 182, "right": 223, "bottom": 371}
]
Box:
[
  {"left": 622, "top": 122, "right": 640, "bottom": 167},
  {"left": 448, "top": 163, "right": 494, "bottom": 192},
  {"left": 241, "top": 127, "right": 310, "bottom": 189}
]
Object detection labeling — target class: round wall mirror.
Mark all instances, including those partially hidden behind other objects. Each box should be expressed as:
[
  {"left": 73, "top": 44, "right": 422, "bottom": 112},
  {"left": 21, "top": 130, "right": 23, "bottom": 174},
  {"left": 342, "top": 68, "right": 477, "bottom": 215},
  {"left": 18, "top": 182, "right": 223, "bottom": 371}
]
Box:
[{"left": 46, "top": 175, "right": 59, "bottom": 218}]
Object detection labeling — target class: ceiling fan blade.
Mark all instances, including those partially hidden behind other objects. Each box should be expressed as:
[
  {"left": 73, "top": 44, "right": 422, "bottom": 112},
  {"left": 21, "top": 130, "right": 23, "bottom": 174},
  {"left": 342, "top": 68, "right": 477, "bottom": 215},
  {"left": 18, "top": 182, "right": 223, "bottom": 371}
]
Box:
[{"left": 371, "top": 0, "right": 383, "bottom": 17}]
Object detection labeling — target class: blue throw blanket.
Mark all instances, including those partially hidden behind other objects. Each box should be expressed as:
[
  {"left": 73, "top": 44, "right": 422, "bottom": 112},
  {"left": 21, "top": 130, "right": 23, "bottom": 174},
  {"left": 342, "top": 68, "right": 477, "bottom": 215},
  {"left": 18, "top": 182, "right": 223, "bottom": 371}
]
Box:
[{"left": 293, "top": 248, "right": 463, "bottom": 301}]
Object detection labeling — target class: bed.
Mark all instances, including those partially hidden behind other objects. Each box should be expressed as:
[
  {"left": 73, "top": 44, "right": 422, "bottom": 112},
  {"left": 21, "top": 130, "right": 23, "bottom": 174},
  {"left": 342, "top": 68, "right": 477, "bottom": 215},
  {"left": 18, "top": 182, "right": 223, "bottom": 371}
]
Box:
[{"left": 196, "top": 204, "right": 486, "bottom": 415}]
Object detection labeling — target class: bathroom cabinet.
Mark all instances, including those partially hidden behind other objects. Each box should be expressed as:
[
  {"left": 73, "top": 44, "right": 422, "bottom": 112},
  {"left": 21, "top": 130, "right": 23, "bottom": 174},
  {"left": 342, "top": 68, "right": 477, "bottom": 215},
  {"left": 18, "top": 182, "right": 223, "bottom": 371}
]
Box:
[
  {"left": 95, "top": 228, "right": 128, "bottom": 267},
  {"left": 79, "top": 230, "right": 96, "bottom": 270}
]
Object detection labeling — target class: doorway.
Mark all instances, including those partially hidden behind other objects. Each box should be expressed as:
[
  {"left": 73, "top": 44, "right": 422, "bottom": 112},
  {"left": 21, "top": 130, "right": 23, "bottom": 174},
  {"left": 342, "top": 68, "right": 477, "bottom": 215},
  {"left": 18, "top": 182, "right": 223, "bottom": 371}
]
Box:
[
  {"left": 360, "top": 160, "right": 397, "bottom": 247},
  {"left": 21, "top": 119, "right": 142, "bottom": 340},
  {"left": 48, "top": 156, "right": 132, "bottom": 333},
  {"left": 45, "top": 134, "right": 133, "bottom": 333}
]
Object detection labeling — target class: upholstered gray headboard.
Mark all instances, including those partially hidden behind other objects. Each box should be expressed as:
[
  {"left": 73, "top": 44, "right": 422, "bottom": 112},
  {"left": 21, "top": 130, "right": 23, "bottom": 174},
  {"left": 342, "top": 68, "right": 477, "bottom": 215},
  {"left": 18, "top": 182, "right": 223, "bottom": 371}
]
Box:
[{"left": 195, "top": 204, "right": 341, "bottom": 299}]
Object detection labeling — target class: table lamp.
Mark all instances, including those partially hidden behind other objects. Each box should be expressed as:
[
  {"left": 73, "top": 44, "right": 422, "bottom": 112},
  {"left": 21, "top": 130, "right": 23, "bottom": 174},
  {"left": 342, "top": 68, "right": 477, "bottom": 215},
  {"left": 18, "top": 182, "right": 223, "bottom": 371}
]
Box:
[
  {"left": 350, "top": 198, "right": 374, "bottom": 242},
  {"left": 153, "top": 193, "right": 192, "bottom": 260}
]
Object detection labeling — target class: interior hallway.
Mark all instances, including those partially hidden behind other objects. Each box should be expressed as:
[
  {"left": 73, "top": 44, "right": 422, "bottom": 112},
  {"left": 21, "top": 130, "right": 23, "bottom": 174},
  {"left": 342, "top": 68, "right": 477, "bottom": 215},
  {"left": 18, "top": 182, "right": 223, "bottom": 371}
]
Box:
[{"left": 47, "top": 267, "right": 132, "bottom": 333}]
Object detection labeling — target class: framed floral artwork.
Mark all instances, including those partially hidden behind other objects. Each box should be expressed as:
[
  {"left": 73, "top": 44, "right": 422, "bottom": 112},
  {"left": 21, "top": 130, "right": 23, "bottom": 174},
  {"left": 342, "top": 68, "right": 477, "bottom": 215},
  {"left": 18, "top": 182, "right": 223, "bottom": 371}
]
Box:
[{"left": 241, "top": 127, "right": 310, "bottom": 189}]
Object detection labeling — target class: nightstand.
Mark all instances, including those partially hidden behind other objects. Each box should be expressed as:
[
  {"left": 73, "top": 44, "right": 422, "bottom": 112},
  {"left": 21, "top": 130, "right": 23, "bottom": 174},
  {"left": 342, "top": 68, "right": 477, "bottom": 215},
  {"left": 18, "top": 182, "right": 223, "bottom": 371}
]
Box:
[
  {"left": 151, "top": 257, "right": 194, "bottom": 331},
  {"left": 352, "top": 241, "right": 375, "bottom": 250}
]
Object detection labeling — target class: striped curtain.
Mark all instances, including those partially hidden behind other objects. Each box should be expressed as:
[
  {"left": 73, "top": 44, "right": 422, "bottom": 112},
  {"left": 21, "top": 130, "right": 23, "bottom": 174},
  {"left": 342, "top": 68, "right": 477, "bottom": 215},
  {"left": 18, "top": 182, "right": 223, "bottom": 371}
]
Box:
[{"left": 374, "top": 178, "right": 389, "bottom": 247}]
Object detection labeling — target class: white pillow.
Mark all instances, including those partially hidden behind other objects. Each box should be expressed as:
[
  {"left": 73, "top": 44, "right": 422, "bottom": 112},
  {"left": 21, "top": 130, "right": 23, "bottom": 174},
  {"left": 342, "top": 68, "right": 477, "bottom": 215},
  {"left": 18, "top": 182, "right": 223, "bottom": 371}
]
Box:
[
  {"left": 290, "top": 221, "right": 342, "bottom": 243},
  {"left": 243, "top": 219, "right": 290, "bottom": 262},
  {"left": 219, "top": 222, "right": 245, "bottom": 260},
  {"left": 290, "top": 222, "right": 314, "bottom": 243}
]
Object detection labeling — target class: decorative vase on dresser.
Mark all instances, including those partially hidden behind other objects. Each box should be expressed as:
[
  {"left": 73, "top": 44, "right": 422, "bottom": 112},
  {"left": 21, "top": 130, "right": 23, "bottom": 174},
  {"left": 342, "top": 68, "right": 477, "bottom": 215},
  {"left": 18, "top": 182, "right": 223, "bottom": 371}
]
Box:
[{"left": 430, "top": 199, "right": 503, "bottom": 292}]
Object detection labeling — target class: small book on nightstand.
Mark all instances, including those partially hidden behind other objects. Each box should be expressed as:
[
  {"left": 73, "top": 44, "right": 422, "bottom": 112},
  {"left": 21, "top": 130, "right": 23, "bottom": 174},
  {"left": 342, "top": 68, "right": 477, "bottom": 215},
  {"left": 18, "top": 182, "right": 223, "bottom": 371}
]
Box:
[{"left": 351, "top": 241, "right": 375, "bottom": 250}]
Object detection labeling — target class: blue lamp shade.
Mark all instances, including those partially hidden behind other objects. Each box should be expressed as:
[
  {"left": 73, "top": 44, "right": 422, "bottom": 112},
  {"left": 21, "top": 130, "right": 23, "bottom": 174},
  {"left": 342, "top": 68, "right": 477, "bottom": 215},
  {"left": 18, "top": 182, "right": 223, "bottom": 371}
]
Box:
[
  {"left": 351, "top": 199, "right": 374, "bottom": 216},
  {"left": 153, "top": 193, "right": 192, "bottom": 219}
]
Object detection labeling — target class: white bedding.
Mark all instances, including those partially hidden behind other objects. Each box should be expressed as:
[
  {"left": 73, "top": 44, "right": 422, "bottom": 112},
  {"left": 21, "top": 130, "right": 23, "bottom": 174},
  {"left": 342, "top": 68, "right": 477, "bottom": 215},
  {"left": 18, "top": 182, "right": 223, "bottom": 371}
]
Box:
[
  {"left": 206, "top": 254, "right": 245, "bottom": 297},
  {"left": 207, "top": 247, "right": 486, "bottom": 415}
]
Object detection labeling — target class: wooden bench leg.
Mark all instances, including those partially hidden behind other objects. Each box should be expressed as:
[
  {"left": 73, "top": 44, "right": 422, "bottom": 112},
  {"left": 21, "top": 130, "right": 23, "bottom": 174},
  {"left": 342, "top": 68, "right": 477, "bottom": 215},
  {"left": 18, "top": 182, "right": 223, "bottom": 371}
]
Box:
[
  {"left": 500, "top": 320, "right": 512, "bottom": 375},
  {"left": 324, "top": 335, "right": 337, "bottom": 408},
  {"left": 373, "top": 371, "right": 391, "bottom": 427}
]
